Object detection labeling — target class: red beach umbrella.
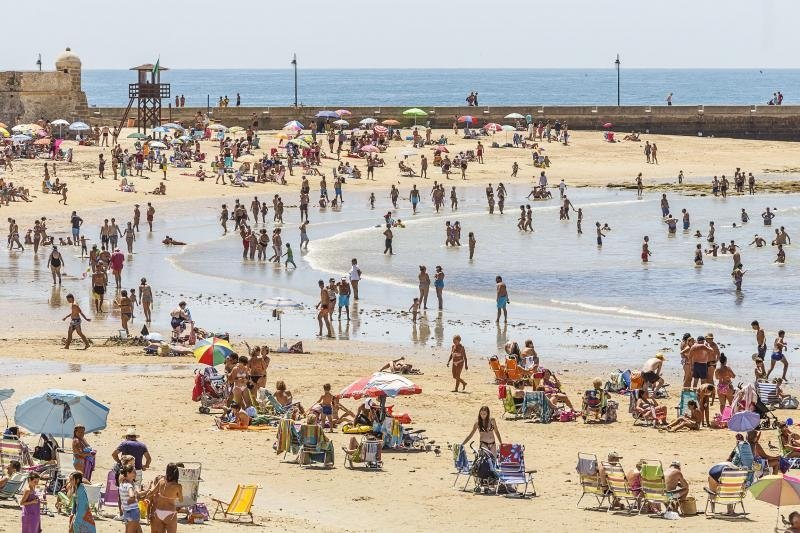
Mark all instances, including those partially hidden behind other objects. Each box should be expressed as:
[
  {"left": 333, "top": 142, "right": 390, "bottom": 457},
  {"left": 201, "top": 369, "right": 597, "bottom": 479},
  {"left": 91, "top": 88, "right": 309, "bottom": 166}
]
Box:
[
  {"left": 483, "top": 123, "right": 503, "bottom": 132},
  {"left": 339, "top": 372, "right": 422, "bottom": 399}
]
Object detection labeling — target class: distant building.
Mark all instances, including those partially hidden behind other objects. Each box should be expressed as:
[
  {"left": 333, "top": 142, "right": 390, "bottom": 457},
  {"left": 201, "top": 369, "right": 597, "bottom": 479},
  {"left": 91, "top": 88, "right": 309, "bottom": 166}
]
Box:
[{"left": 0, "top": 47, "right": 89, "bottom": 124}]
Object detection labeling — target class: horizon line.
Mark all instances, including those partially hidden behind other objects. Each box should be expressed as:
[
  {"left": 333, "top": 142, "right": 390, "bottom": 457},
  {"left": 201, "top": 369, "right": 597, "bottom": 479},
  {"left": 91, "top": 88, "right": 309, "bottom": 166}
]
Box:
[{"left": 74, "top": 66, "right": 800, "bottom": 72}]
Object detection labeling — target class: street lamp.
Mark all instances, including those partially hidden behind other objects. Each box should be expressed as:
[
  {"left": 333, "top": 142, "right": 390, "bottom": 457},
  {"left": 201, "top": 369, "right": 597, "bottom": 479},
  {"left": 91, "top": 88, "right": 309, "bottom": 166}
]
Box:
[
  {"left": 614, "top": 54, "right": 621, "bottom": 106},
  {"left": 291, "top": 53, "right": 298, "bottom": 107}
]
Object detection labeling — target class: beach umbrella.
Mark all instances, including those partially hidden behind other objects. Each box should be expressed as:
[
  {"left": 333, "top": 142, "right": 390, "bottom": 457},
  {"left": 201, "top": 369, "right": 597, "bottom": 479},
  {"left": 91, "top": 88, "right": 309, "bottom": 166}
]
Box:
[
  {"left": 229, "top": 126, "right": 245, "bottom": 133},
  {"left": 14, "top": 389, "right": 110, "bottom": 440},
  {"left": 0, "top": 122, "right": 7, "bottom": 129},
  {"left": 373, "top": 125, "right": 388, "bottom": 134},
  {"left": 505, "top": 113, "right": 525, "bottom": 119},
  {"left": 432, "top": 145, "right": 449, "bottom": 153},
  {"left": 10, "top": 134, "right": 31, "bottom": 143},
  {"left": 0, "top": 128, "right": 8, "bottom": 138},
  {"left": 162, "top": 123, "right": 184, "bottom": 130},
  {"left": 208, "top": 123, "right": 228, "bottom": 131},
  {"left": 749, "top": 474, "right": 800, "bottom": 529},
  {"left": 402, "top": 108, "right": 427, "bottom": 126},
  {"left": 127, "top": 132, "right": 146, "bottom": 139},
  {"left": 381, "top": 119, "right": 400, "bottom": 126},
  {"left": 151, "top": 126, "right": 168, "bottom": 134},
  {"left": 275, "top": 132, "right": 291, "bottom": 140},
  {"left": 501, "top": 125, "right": 516, "bottom": 131},
  {"left": 359, "top": 118, "right": 378, "bottom": 126},
  {"left": 148, "top": 141, "right": 167, "bottom": 149},
  {"left": 399, "top": 148, "right": 418, "bottom": 157},
  {"left": 360, "top": 145, "right": 379, "bottom": 153},
  {"left": 484, "top": 123, "right": 502, "bottom": 132},
  {"left": 332, "top": 119, "right": 349, "bottom": 127},
  {"left": 171, "top": 138, "right": 185, "bottom": 144},
  {"left": 287, "top": 138, "right": 310, "bottom": 149},
  {"left": 315, "top": 110, "right": 339, "bottom": 119},
  {"left": 284, "top": 120, "right": 304, "bottom": 130},
  {"left": 0, "top": 389, "right": 13, "bottom": 427},
  {"left": 603, "top": 122, "right": 613, "bottom": 129},
  {"left": 335, "top": 109, "right": 351, "bottom": 117},
  {"left": 457, "top": 115, "right": 476, "bottom": 124},
  {"left": 193, "top": 337, "right": 234, "bottom": 366},
  {"left": 34, "top": 138, "right": 51, "bottom": 146},
  {"left": 51, "top": 119, "right": 69, "bottom": 126},
  {"left": 69, "top": 121, "right": 90, "bottom": 131},
  {"left": 727, "top": 411, "right": 761, "bottom": 433},
  {"left": 339, "top": 372, "right": 422, "bottom": 400},
  {"left": 261, "top": 297, "right": 302, "bottom": 349}
]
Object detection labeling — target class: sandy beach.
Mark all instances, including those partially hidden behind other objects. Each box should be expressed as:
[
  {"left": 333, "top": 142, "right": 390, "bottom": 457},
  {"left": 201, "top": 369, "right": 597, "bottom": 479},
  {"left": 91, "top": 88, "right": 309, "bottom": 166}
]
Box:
[{"left": 1, "top": 126, "right": 799, "bottom": 532}]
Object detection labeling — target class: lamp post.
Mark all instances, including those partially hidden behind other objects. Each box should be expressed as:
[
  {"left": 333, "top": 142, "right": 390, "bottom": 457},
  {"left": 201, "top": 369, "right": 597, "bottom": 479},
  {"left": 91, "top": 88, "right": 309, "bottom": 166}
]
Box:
[
  {"left": 614, "top": 54, "right": 621, "bottom": 106},
  {"left": 291, "top": 53, "right": 298, "bottom": 108}
]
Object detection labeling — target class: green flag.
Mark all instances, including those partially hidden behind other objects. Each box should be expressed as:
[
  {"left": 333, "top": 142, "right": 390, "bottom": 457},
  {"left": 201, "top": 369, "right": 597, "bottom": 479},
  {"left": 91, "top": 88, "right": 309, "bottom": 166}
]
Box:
[{"left": 152, "top": 58, "right": 159, "bottom": 80}]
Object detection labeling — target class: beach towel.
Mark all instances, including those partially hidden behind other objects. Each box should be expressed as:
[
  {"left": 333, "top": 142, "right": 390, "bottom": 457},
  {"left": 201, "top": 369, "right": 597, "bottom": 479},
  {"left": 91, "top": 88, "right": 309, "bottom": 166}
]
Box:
[
  {"left": 576, "top": 456, "right": 598, "bottom": 476},
  {"left": 20, "top": 491, "right": 41, "bottom": 533},
  {"left": 523, "top": 391, "right": 553, "bottom": 424},
  {"left": 83, "top": 453, "right": 95, "bottom": 482},
  {"left": 71, "top": 483, "right": 96, "bottom": 532},
  {"left": 299, "top": 424, "right": 333, "bottom": 464},
  {"left": 732, "top": 383, "right": 758, "bottom": 413},
  {"left": 275, "top": 419, "right": 293, "bottom": 455},
  {"left": 453, "top": 444, "right": 469, "bottom": 472}
]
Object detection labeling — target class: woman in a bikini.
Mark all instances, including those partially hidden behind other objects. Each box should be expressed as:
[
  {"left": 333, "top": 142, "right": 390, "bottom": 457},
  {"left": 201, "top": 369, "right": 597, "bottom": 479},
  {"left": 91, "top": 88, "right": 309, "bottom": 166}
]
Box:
[
  {"left": 462, "top": 406, "right": 502, "bottom": 456},
  {"left": 146, "top": 463, "right": 183, "bottom": 533},
  {"left": 139, "top": 278, "right": 154, "bottom": 323},
  {"left": 714, "top": 354, "right": 736, "bottom": 413},
  {"left": 446, "top": 335, "right": 468, "bottom": 392},
  {"left": 244, "top": 343, "right": 270, "bottom": 395},
  {"left": 229, "top": 356, "right": 252, "bottom": 408}
]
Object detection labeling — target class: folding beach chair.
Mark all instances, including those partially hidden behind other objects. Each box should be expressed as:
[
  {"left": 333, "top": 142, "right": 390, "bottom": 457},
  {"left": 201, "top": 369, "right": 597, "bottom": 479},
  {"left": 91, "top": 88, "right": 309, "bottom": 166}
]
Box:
[
  {"left": 576, "top": 453, "right": 608, "bottom": 509},
  {"left": 342, "top": 436, "right": 382, "bottom": 470},
  {"left": 779, "top": 432, "right": 800, "bottom": 470},
  {"left": 451, "top": 443, "right": 472, "bottom": 489},
  {"left": 581, "top": 389, "right": 607, "bottom": 423},
  {"left": 495, "top": 443, "right": 536, "bottom": 497},
  {"left": 628, "top": 390, "right": 650, "bottom": 427},
  {"left": 522, "top": 391, "right": 553, "bottom": 424},
  {"left": 298, "top": 424, "right": 334, "bottom": 467},
  {"left": 602, "top": 461, "right": 640, "bottom": 513},
  {"left": 639, "top": 460, "right": 681, "bottom": 516},
  {"left": 275, "top": 419, "right": 302, "bottom": 460},
  {"left": 675, "top": 390, "right": 698, "bottom": 417},
  {"left": 211, "top": 484, "right": 259, "bottom": 523},
  {"left": 732, "top": 442, "right": 765, "bottom": 486},
  {"left": 0, "top": 472, "right": 27, "bottom": 502},
  {"left": 505, "top": 358, "right": 526, "bottom": 382},
  {"left": 703, "top": 467, "right": 748, "bottom": 517},
  {"left": 98, "top": 470, "right": 120, "bottom": 512},
  {"left": 488, "top": 358, "right": 507, "bottom": 383},
  {"left": 177, "top": 462, "right": 202, "bottom": 510},
  {"left": 0, "top": 437, "right": 27, "bottom": 468},
  {"left": 83, "top": 482, "right": 103, "bottom": 516},
  {"left": 501, "top": 388, "right": 524, "bottom": 420},
  {"left": 757, "top": 381, "right": 780, "bottom": 409}
]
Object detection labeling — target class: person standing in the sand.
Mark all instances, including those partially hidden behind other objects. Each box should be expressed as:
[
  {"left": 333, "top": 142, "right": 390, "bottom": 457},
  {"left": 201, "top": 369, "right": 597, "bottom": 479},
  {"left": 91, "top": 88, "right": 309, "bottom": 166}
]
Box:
[
  {"left": 446, "top": 335, "right": 468, "bottom": 392},
  {"left": 146, "top": 203, "right": 155, "bottom": 232},
  {"left": 496, "top": 276, "right": 509, "bottom": 323},
  {"left": 434, "top": 266, "right": 445, "bottom": 310},
  {"left": 349, "top": 258, "right": 362, "bottom": 300},
  {"left": 63, "top": 293, "right": 91, "bottom": 349}
]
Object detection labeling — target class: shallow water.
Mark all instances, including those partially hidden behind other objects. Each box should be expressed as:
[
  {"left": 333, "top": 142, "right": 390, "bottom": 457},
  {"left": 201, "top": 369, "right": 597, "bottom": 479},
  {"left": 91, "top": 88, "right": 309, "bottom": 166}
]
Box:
[
  {"left": 1, "top": 357, "right": 186, "bottom": 376},
  {"left": 0, "top": 184, "right": 796, "bottom": 375}
]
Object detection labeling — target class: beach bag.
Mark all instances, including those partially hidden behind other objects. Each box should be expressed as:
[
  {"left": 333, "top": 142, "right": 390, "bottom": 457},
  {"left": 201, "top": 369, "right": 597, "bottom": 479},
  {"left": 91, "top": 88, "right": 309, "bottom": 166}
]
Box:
[
  {"left": 497, "top": 384, "right": 506, "bottom": 400},
  {"left": 187, "top": 503, "right": 209, "bottom": 524},
  {"left": 679, "top": 497, "right": 697, "bottom": 516},
  {"left": 780, "top": 397, "right": 799, "bottom": 409},
  {"left": 559, "top": 411, "right": 576, "bottom": 422},
  {"left": 33, "top": 434, "right": 57, "bottom": 461},
  {"left": 604, "top": 400, "right": 618, "bottom": 423}
]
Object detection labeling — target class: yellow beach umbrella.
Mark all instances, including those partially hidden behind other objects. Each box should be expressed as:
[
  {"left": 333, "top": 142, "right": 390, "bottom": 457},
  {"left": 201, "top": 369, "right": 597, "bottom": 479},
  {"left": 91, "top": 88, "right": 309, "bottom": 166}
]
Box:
[
  {"left": 275, "top": 132, "right": 290, "bottom": 140},
  {"left": 0, "top": 128, "right": 9, "bottom": 138}
]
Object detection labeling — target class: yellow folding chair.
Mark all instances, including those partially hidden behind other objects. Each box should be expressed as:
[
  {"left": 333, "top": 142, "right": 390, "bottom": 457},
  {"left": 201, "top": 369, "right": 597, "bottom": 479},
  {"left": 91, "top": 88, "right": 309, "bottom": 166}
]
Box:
[
  {"left": 211, "top": 484, "right": 259, "bottom": 523},
  {"left": 576, "top": 453, "right": 609, "bottom": 509},
  {"left": 704, "top": 467, "right": 748, "bottom": 517},
  {"left": 602, "top": 461, "right": 640, "bottom": 513}
]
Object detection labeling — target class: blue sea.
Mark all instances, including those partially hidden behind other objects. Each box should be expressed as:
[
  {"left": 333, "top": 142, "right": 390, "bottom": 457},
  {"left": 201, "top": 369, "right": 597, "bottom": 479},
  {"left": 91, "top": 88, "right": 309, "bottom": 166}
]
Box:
[{"left": 81, "top": 68, "right": 799, "bottom": 108}]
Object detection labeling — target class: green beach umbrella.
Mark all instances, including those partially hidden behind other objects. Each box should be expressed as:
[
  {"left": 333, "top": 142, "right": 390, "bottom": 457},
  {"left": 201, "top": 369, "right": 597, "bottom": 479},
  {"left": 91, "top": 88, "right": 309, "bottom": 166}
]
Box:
[
  {"left": 402, "top": 108, "right": 428, "bottom": 126},
  {"left": 127, "top": 132, "right": 146, "bottom": 139}
]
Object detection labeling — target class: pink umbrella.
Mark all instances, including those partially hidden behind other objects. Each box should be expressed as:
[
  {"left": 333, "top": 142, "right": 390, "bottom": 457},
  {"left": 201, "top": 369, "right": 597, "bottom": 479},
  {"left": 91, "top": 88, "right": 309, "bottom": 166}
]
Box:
[
  {"left": 457, "top": 115, "right": 476, "bottom": 124},
  {"left": 484, "top": 123, "right": 503, "bottom": 132},
  {"left": 432, "top": 145, "right": 449, "bottom": 153},
  {"left": 603, "top": 122, "right": 613, "bottom": 129},
  {"left": 336, "top": 109, "right": 352, "bottom": 117},
  {"left": 373, "top": 125, "right": 388, "bottom": 134},
  {"left": 360, "top": 145, "right": 379, "bottom": 153},
  {"left": 339, "top": 372, "right": 422, "bottom": 399}
]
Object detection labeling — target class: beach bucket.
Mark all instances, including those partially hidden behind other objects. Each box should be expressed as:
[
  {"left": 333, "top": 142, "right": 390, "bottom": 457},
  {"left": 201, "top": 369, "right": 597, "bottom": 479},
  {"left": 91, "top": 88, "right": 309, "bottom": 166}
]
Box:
[
  {"left": 497, "top": 384, "right": 506, "bottom": 399},
  {"left": 679, "top": 497, "right": 697, "bottom": 516}
]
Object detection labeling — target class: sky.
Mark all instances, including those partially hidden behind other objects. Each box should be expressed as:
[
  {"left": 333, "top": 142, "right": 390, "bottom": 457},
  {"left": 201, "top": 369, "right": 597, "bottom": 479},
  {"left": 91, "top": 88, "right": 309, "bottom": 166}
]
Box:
[{"left": 4, "top": 0, "right": 800, "bottom": 70}]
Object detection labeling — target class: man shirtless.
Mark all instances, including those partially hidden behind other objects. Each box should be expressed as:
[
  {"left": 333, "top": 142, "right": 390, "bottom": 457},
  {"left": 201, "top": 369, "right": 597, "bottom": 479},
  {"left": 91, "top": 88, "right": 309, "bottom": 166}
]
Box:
[
  {"left": 688, "top": 336, "right": 714, "bottom": 388},
  {"left": 665, "top": 462, "right": 689, "bottom": 502},
  {"left": 91, "top": 265, "right": 108, "bottom": 312},
  {"left": 62, "top": 293, "right": 91, "bottom": 349},
  {"left": 752, "top": 320, "right": 767, "bottom": 360},
  {"left": 316, "top": 280, "right": 333, "bottom": 338},
  {"left": 641, "top": 353, "right": 665, "bottom": 390}
]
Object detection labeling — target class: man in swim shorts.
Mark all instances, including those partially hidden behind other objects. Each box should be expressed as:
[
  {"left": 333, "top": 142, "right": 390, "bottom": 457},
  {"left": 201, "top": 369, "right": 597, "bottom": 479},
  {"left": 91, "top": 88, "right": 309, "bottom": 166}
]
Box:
[
  {"left": 688, "top": 336, "right": 713, "bottom": 388},
  {"left": 641, "top": 353, "right": 665, "bottom": 390}
]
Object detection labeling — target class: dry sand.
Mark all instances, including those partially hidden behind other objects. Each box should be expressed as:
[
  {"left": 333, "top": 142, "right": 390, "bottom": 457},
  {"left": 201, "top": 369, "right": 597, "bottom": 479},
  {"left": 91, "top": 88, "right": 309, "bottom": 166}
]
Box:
[
  {"left": 0, "top": 338, "right": 788, "bottom": 532},
  {"left": 0, "top": 129, "right": 797, "bottom": 531}
]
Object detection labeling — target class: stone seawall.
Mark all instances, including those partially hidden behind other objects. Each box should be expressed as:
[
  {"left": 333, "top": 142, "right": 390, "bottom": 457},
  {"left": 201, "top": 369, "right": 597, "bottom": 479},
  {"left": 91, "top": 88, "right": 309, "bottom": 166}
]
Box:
[{"left": 85, "top": 104, "right": 800, "bottom": 141}]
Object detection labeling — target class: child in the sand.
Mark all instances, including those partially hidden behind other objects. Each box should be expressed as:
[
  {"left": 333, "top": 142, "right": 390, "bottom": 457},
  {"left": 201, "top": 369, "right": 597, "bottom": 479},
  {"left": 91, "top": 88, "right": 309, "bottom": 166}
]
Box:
[
  {"left": 664, "top": 400, "right": 702, "bottom": 432},
  {"left": 409, "top": 297, "right": 420, "bottom": 322},
  {"left": 316, "top": 384, "right": 335, "bottom": 432}
]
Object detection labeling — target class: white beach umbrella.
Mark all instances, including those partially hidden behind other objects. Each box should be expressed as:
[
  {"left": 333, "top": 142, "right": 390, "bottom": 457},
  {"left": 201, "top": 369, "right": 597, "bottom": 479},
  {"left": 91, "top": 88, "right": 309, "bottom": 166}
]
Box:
[
  {"left": 359, "top": 118, "right": 377, "bottom": 125},
  {"left": 399, "top": 148, "right": 418, "bottom": 157},
  {"left": 208, "top": 124, "right": 228, "bottom": 131},
  {"left": 50, "top": 119, "right": 69, "bottom": 126},
  {"left": 261, "top": 297, "right": 302, "bottom": 349},
  {"left": 69, "top": 121, "right": 90, "bottom": 131},
  {"left": 151, "top": 127, "right": 168, "bottom": 134},
  {"left": 333, "top": 119, "right": 349, "bottom": 127},
  {"left": 148, "top": 141, "right": 167, "bottom": 149},
  {"left": 505, "top": 113, "right": 525, "bottom": 119},
  {"left": 10, "top": 134, "right": 32, "bottom": 142}
]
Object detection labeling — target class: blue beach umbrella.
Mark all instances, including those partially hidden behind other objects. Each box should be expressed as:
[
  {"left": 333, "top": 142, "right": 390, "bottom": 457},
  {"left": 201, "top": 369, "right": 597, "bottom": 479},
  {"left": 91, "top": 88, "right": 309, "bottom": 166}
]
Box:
[
  {"left": 68, "top": 121, "right": 90, "bottom": 131},
  {"left": 315, "top": 110, "right": 339, "bottom": 119},
  {"left": 10, "top": 134, "right": 31, "bottom": 142},
  {"left": 728, "top": 411, "right": 761, "bottom": 433},
  {"left": 14, "top": 389, "right": 110, "bottom": 438},
  {"left": 0, "top": 389, "right": 13, "bottom": 426}
]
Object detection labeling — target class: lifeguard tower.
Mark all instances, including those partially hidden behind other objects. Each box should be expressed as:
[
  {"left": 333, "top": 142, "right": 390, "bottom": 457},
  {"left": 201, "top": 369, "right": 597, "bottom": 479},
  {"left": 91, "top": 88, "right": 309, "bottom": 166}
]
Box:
[{"left": 115, "top": 63, "right": 170, "bottom": 135}]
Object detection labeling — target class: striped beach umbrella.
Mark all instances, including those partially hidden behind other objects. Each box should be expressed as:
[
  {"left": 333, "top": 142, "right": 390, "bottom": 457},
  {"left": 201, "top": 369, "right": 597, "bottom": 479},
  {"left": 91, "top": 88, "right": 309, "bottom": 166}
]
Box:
[
  {"left": 284, "top": 120, "right": 304, "bottom": 131},
  {"left": 193, "top": 337, "right": 234, "bottom": 366},
  {"left": 373, "top": 125, "right": 388, "bottom": 134},
  {"left": 339, "top": 372, "right": 422, "bottom": 399},
  {"left": 483, "top": 123, "right": 502, "bottom": 132}
]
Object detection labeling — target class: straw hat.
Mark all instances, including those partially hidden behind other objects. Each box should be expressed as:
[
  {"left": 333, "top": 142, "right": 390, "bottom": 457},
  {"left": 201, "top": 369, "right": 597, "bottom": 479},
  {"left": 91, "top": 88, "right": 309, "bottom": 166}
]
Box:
[{"left": 123, "top": 427, "right": 139, "bottom": 438}]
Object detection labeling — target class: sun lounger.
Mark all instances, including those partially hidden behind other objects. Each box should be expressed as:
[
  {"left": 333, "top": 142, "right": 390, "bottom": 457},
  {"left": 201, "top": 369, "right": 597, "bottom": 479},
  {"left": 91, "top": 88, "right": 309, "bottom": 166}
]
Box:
[
  {"left": 489, "top": 358, "right": 507, "bottom": 383},
  {"left": 495, "top": 443, "right": 536, "bottom": 497},
  {"left": 601, "top": 461, "right": 640, "bottom": 513},
  {"left": 342, "top": 437, "right": 382, "bottom": 470},
  {"left": 211, "top": 484, "right": 258, "bottom": 523},
  {"left": 757, "top": 381, "right": 780, "bottom": 409},
  {"left": 639, "top": 460, "right": 681, "bottom": 516},
  {"left": 703, "top": 467, "right": 748, "bottom": 517},
  {"left": 0, "top": 472, "right": 27, "bottom": 502},
  {"left": 576, "top": 453, "right": 608, "bottom": 509}
]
